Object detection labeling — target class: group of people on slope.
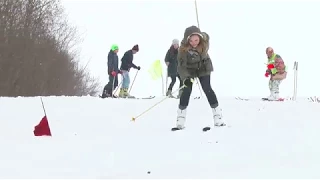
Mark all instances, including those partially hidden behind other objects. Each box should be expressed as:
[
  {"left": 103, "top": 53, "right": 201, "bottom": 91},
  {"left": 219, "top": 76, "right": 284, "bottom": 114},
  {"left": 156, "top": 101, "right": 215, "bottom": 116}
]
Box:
[
  {"left": 101, "top": 25, "right": 287, "bottom": 130},
  {"left": 101, "top": 44, "right": 140, "bottom": 98}
]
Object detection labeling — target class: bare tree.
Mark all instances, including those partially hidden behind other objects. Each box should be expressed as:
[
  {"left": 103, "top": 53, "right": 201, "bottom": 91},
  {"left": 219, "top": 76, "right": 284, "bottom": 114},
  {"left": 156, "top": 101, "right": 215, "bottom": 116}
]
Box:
[{"left": 0, "top": 0, "right": 99, "bottom": 97}]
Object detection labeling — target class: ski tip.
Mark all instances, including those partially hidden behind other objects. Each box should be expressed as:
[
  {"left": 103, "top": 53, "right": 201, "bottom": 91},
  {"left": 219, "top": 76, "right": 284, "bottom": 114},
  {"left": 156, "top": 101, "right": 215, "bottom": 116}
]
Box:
[
  {"left": 262, "top": 97, "right": 285, "bottom": 101},
  {"left": 203, "top": 127, "right": 211, "bottom": 132},
  {"left": 171, "top": 127, "right": 183, "bottom": 131}
]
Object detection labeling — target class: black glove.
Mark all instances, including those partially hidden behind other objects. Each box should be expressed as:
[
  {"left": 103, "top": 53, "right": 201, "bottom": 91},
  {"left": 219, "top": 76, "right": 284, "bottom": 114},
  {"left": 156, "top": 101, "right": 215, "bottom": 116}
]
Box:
[
  {"left": 137, "top": 66, "right": 141, "bottom": 70},
  {"left": 183, "top": 78, "right": 194, "bottom": 87}
]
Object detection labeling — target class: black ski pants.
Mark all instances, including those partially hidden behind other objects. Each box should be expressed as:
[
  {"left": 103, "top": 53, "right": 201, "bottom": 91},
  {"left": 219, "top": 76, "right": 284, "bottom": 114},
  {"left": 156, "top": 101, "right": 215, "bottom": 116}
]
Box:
[
  {"left": 103, "top": 75, "right": 118, "bottom": 95},
  {"left": 179, "top": 75, "right": 218, "bottom": 109},
  {"left": 168, "top": 74, "right": 183, "bottom": 91}
]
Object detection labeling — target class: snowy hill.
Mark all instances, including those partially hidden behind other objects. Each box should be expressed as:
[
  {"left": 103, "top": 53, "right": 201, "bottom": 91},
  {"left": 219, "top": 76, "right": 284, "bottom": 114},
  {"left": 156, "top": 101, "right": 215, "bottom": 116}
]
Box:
[{"left": 0, "top": 96, "right": 320, "bottom": 178}]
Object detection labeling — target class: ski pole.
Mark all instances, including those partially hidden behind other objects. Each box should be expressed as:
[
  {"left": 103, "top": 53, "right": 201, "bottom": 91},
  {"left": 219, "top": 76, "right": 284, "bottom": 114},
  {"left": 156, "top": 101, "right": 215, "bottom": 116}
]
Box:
[
  {"left": 111, "top": 76, "right": 116, "bottom": 98},
  {"left": 165, "top": 71, "right": 168, "bottom": 94},
  {"left": 295, "top": 62, "right": 298, "bottom": 100},
  {"left": 132, "top": 85, "right": 186, "bottom": 121},
  {"left": 129, "top": 70, "right": 139, "bottom": 94},
  {"left": 293, "top": 61, "right": 296, "bottom": 100},
  {"left": 112, "top": 79, "right": 123, "bottom": 96},
  {"left": 161, "top": 74, "right": 164, "bottom": 96},
  {"left": 196, "top": 78, "right": 203, "bottom": 97}
]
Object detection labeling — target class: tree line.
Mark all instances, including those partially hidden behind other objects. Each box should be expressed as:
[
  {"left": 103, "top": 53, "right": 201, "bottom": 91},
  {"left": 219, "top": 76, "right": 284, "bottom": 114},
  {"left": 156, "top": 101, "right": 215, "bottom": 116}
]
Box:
[{"left": 0, "top": 0, "right": 99, "bottom": 97}]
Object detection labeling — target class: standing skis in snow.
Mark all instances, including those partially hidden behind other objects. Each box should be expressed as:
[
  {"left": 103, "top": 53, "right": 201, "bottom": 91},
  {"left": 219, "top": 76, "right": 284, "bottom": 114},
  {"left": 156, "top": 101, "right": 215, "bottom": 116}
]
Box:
[
  {"left": 101, "top": 44, "right": 121, "bottom": 98},
  {"left": 264, "top": 47, "right": 287, "bottom": 101},
  {"left": 172, "top": 25, "right": 225, "bottom": 131},
  {"left": 119, "top": 44, "right": 141, "bottom": 98},
  {"left": 165, "top": 39, "right": 183, "bottom": 98}
]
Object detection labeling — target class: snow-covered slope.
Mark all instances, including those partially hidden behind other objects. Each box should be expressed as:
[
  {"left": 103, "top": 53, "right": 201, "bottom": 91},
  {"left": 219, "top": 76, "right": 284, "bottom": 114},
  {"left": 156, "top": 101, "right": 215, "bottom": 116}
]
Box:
[{"left": 0, "top": 96, "right": 319, "bottom": 178}]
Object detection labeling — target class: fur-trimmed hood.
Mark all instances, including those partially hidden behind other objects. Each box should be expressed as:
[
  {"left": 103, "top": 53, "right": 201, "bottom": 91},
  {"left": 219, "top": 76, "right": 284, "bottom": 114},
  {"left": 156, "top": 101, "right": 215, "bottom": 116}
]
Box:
[
  {"left": 182, "top": 26, "right": 202, "bottom": 42},
  {"left": 180, "top": 25, "right": 210, "bottom": 55},
  {"left": 177, "top": 25, "right": 213, "bottom": 81}
]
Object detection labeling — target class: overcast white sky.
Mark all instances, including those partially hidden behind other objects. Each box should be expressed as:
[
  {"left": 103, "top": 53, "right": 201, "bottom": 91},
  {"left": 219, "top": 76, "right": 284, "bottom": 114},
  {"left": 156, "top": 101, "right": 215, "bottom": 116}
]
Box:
[{"left": 61, "top": 0, "right": 320, "bottom": 98}]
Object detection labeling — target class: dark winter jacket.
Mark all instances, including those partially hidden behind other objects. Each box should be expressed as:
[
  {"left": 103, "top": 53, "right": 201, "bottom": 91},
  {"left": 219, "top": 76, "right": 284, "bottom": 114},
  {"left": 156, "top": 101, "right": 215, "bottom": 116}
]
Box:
[
  {"left": 177, "top": 26, "right": 213, "bottom": 81},
  {"left": 120, "top": 50, "right": 138, "bottom": 71},
  {"left": 107, "top": 50, "right": 119, "bottom": 75},
  {"left": 165, "top": 46, "right": 178, "bottom": 76}
]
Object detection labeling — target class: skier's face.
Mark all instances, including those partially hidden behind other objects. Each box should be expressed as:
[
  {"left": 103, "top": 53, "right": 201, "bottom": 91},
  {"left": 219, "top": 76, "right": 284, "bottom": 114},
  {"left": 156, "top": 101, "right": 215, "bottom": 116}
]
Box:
[
  {"left": 188, "top": 35, "right": 200, "bottom": 48},
  {"left": 114, "top": 49, "right": 119, "bottom": 54},
  {"left": 173, "top": 44, "right": 179, "bottom": 49},
  {"left": 266, "top": 47, "right": 274, "bottom": 58}
]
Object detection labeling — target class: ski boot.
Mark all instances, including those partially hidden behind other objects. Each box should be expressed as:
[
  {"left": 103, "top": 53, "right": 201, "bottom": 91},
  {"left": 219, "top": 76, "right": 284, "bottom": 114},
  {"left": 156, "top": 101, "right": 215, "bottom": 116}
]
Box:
[
  {"left": 212, "top": 107, "right": 226, "bottom": 127},
  {"left": 171, "top": 107, "right": 187, "bottom": 131}
]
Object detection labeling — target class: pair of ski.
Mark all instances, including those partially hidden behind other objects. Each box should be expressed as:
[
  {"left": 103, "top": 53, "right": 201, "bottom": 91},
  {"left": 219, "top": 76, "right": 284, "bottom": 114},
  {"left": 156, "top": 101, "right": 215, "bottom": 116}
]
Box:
[
  {"left": 261, "top": 97, "right": 284, "bottom": 101},
  {"left": 171, "top": 124, "right": 226, "bottom": 132},
  {"left": 167, "top": 96, "right": 200, "bottom": 99},
  {"left": 100, "top": 95, "right": 155, "bottom": 99},
  {"left": 121, "top": 96, "right": 155, "bottom": 99},
  {"left": 235, "top": 97, "right": 284, "bottom": 101}
]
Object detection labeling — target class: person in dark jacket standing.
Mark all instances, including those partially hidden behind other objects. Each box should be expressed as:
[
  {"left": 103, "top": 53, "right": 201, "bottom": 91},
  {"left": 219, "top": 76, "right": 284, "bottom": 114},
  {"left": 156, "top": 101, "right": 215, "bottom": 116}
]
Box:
[
  {"left": 172, "top": 26, "right": 225, "bottom": 131},
  {"left": 119, "top": 44, "right": 140, "bottom": 98},
  {"left": 165, "top": 39, "right": 183, "bottom": 98},
  {"left": 101, "top": 44, "right": 121, "bottom": 98}
]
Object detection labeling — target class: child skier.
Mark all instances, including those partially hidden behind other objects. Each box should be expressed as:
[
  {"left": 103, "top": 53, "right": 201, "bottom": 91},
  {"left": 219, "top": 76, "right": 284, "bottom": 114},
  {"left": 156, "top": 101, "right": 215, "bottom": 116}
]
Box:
[
  {"left": 172, "top": 25, "right": 225, "bottom": 131},
  {"left": 119, "top": 44, "right": 140, "bottom": 98},
  {"left": 101, "top": 44, "right": 121, "bottom": 98},
  {"left": 264, "top": 47, "right": 287, "bottom": 100}
]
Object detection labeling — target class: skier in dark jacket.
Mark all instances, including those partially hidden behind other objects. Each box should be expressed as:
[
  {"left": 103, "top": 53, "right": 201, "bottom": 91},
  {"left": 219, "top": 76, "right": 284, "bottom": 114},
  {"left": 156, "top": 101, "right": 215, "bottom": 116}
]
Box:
[
  {"left": 101, "top": 44, "right": 121, "bottom": 98},
  {"left": 119, "top": 44, "right": 140, "bottom": 98},
  {"left": 172, "top": 26, "right": 225, "bottom": 131},
  {"left": 165, "top": 39, "right": 183, "bottom": 98}
]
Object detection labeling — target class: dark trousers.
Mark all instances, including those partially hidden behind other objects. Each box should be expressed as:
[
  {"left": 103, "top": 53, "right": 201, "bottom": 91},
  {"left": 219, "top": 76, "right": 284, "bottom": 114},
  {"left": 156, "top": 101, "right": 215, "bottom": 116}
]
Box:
[
  {"left": 103, "top": 75, "right": 118, "bottom": 95},
  {"left": 168, "top": 75, "right": 183, "bottom": 91},
  {"left": 179, "top": 75, "right": 218, "bottom": 109}
]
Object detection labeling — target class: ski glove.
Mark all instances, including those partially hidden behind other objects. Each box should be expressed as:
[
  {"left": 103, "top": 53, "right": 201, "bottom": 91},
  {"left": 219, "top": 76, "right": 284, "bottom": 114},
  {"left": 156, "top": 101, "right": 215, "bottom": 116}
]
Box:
[
  {"left": 111, "top": 71, "right": 117, "bottom": 77},
  {"left": 265, "top": 69, "right": 271, "bottom": 77},
  {"left": 137, "top": 66, "right": 141, "bottom": 70},
  {"left": 267, "top": 64, "right": 275, "bottom": 69},
  {"left": 265, "top": 72, "right": 270, "bottom": 77},
  {"left": 183, "top": 78, "right": 194, "bottom": 87}
]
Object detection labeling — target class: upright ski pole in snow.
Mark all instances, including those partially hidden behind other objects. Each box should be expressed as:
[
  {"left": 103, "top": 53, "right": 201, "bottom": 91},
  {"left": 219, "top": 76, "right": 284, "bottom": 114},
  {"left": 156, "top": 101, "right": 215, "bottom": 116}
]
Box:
[
  {"left": 293, "top": 61, "right": 296, "bottom": 100},
  {"left": 293, "top": 61, "right": 298, "bottom": 101}
]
